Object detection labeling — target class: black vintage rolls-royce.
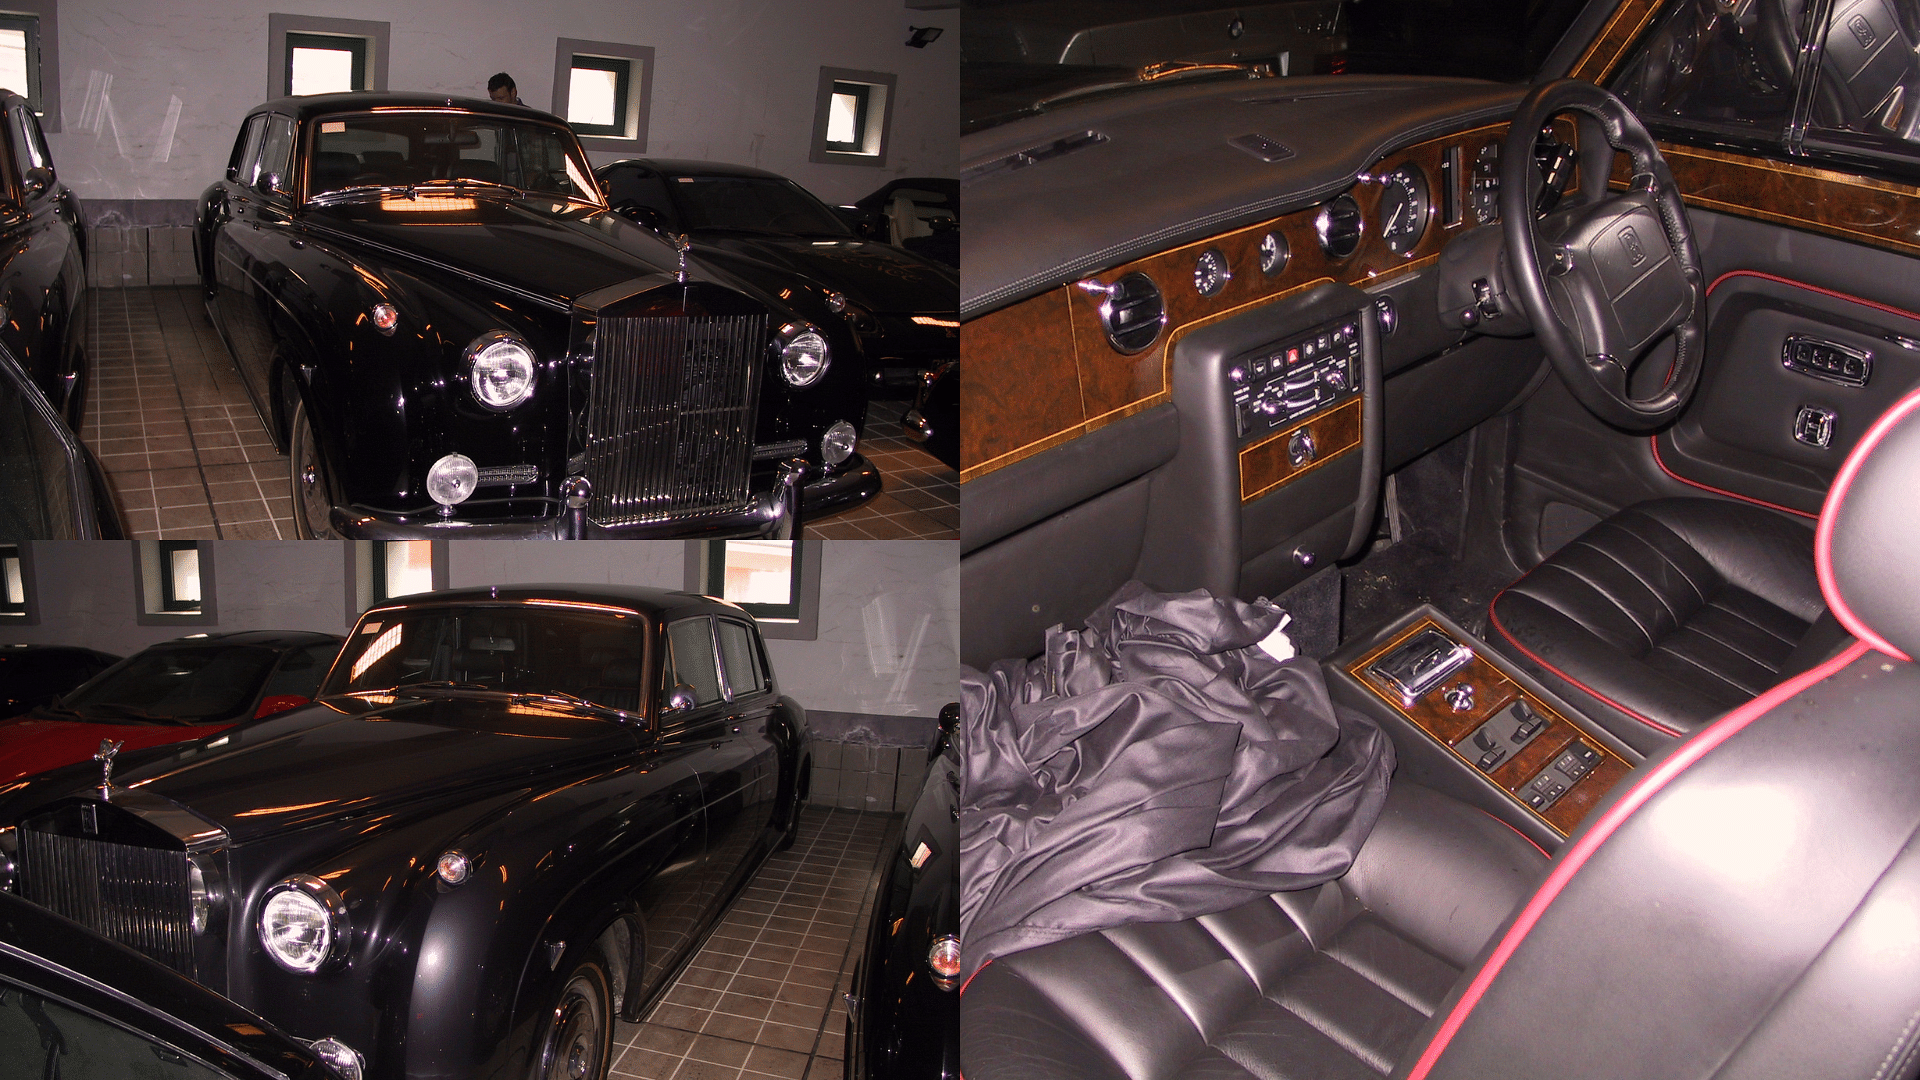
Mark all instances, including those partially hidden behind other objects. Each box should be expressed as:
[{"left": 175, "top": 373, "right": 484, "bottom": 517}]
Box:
[
  {"left": 0, "top": 584, "right": 812, "bottom": 1080},
  {"left": 0, "top": 90, "right": 88, "bottom": 429},
  {"left": 196, "top": 94, "right": 881, "bottom": 540},
  {"left": 594, "top": 159, "right": 960, "bottom": 390}
]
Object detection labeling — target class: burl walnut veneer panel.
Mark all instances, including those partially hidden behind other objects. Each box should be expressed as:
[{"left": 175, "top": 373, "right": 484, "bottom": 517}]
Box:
[
  {"left": 1350, "top": 618, "right": 1633, "bottom": 838},
  {"left": 1239, "top": 397, "right": 1362, "bottom": 502}
]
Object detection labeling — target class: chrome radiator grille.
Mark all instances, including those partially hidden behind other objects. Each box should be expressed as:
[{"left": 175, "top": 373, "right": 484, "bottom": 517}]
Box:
[
  {"left": 19, "top": 827, "right": 195, "bottom": 975},
  {"left": 580, "top": 314, "right": 767, "bottom": 526}
]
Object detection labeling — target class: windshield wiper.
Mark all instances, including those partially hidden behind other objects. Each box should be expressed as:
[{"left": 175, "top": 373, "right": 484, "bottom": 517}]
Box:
[
  {"left": 437, "top": 177, "right": 528, "bottom": 199},
  {"left": 508, "top": 691, "right": 632, "bottom": 719},
  {"left": 71, "top": 703, "right": 188, "bottom": 725},
  {"left": 306, "top": 183, "right": 417, "bottom": 206}
]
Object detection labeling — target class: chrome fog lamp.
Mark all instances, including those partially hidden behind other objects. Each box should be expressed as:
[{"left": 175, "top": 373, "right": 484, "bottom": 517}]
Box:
[
  {"left": 305, "top": 1037, "right": 366, "bottom": 1080},
  {"left": 466, "top": 331, "right": 536, "bottom": 409},
  {"left": 821, "top": 420, "right": 857, "bottom": 466},
  {"left": 260, "top": 873, "right": 351, "bottom": 974},
  {"left": 778, "top": 324, "right": 831, "bottom": 387},
  {"left": 928, "top": 934, "right": 962, "bottom": 990},
  {"left": 426, "top": 454, "right": 479, "bottom": 512},
  {"left": 436, "top": 850, "right": 472, "bottom": 886}
]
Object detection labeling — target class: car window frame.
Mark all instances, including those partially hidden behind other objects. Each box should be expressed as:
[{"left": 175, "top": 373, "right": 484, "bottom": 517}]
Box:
[
  {"left": 227, "top": 114, "right": 267, "bottom": 184},
  {"left": 252, "top": 113, "right": 299, "bottom": 202},
  {"left": 294, "top": 108, "right": 611, "bottom": 208},
  {"left": 1612, "top": 0, "right": 1920, "bottom": 184},
  {"left": 663, "top": 615, "right": 727, "bottom": 711},
  {"left": 714, "top": 617, "right": 768, "bottom": 701}
]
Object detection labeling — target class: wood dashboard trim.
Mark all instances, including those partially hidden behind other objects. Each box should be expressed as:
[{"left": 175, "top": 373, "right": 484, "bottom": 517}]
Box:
[
  {"left": 1567, "top": 0, "right": 1665, "bottom": 84},
  {"left": 961, "top": 121, "right": 1522, "bottom": 483},
  {"left": 1349, "top": 617, "right": 1633, "bottom": 837},
  {"left": 1239, "top": 396, "right": 1362, "bottom": 502}
]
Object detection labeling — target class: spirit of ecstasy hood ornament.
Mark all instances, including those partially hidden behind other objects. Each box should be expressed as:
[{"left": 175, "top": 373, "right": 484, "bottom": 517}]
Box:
[
  {"left": 675, "top": 232, "right": 692, "bottom": 284},
  {"left": 94, "top": 738, "right": 124, "bottom": 799}
]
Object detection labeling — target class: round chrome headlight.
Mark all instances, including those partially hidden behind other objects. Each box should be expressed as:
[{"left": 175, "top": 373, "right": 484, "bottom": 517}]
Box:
[
  {"left": 466, "top": 331, "right": 536, "bottom": 409},
  {"left": 259, "top": 874, "right": 350, "bottom": 974},
  {"left": 306, "top": 1037, "right": 365, "bottom": 1080},
  {"left": 778, "top": 325, "right": 831, "bottom": 387},
  {"left": 426, "top": 454, "right": 478, "bottom": 507},
  {"left": 189, "top": 859, "right": 212, "bottom": 934},
  {"left": 822, "top": 420, "right": 857, "bottom": 466}
]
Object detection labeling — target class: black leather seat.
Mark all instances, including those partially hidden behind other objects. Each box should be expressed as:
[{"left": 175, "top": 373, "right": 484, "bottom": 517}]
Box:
[
  {"left": 963, "top": 387, "right": 1920, "bottom": 1080},
  {"left": 1487, "top": 497, "right": 1846, "bottom": 753},
  {"left": 961, "top": 784, "right": 1549, "bottom": 1080}
]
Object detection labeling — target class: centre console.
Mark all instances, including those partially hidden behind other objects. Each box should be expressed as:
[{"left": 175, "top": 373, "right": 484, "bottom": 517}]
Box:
[{"left": 1328, "top": 605, "right": 1642, "bottom": 850}]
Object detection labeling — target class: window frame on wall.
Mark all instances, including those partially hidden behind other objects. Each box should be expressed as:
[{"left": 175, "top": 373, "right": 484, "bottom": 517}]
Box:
[
  {"left": 155, "top": 541, "right": 202, "bottom": 612},
  {"left": 132, "top": 541, "right": 217, "bottom": 627},
  {"left": 0, "top": 1, "right": 59, "bottom": 131},
  {"left": 0, "top": 543, "right": 35, "bottom": 624},
  {"left": 284, "top": 30, "right": 367, "bottom": 98},
  {"left": 266, "top": 13, "right": 389, "bottom": 100},
  {"left": 687, "top": 539, "right": 823, "bottom": 640},
  {"left": 344, "top": 540, "right": 447, "bottom": 623},
  {"left": 809, "top": 66, "right": 897, "bottom": 168},
  {"left": 551, "top": 38, "right": 655, "bottom": 153}
]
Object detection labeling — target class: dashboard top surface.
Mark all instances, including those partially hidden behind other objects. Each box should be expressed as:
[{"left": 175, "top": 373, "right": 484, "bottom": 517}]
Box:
[{"left": 959, "top": 74, "right": 1525, "bottom": 317}]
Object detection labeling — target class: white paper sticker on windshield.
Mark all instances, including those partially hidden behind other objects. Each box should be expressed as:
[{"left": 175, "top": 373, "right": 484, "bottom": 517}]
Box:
[
  {"left": 359, "top": 622, "right": 381, "bottom": 634},
  {"left": 321, "top": 121, "right": 346, "bottom": 134}
]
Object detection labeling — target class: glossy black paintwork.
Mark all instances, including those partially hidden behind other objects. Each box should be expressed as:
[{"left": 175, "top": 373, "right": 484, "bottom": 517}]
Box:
[
  {"left": 197, "top": 95, "right": 877, "bottom": 535},
  {"left": 595, "top": 159, "right": 959, "bottom": 380},
  {"left": 0, "top": 92, "right": 88, "bottom": 427},
  {"left": 847, "top": 705, "right": 959, "bottom": 1080},
  {"left": 0, "top": 585, "right": 811, "bottom": 1080},
  {"left": 0, "top": 891, "right": 334, "bottom": 1079},
  {"left": 0, "top": 337, "right": 120, "bottom": 540}
]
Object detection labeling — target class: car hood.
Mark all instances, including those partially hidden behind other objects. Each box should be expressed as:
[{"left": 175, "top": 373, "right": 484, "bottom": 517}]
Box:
[
  {"left": 0, "top": 715, "right": 238, "bottom": 786},
  {"left": 302, "top": 197, "right": 690, "bottom": 308},
  {"left": 688, "top": 233, "right": 958, "bottom": 314},
  {"left": 103, "top": 695, "right": 637, "bottom": 844}
]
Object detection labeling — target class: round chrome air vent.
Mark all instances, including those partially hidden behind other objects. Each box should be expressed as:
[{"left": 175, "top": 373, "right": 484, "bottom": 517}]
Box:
[
  {"left": 1078, "top": 272, "right": 1166, "bottom": 354},
  {"left": 1316, "top": 194, "right": 1364, "bottom": 260}
]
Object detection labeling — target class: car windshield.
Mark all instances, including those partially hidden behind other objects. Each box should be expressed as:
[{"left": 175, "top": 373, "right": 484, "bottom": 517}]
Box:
[
  {"left": 58, "top": 644, "right": 282, "bottom": 725},
  {"left": 961, "top": 0, "right": 1590, "bottom": 132},
  {"left": 667, "top": 175, "right": 855, "bottom": 236},
  {"left": 304, "top": 112, "right": 604, "bottom": 205},
  {"left": 324, "top": 604, "right": 650, "bottom": 714}
]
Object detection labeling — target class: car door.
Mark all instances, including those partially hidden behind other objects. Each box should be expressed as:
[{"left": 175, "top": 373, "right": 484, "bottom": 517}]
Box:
[
  {"left": 0, "top": 104, "right": 83, "bottom": 421},
  {"left": 212, "top": 112, "right": 298, "bottom": 426},
  {"left": 1507, "top": 0, "right": 1920, "bottom": 554}
]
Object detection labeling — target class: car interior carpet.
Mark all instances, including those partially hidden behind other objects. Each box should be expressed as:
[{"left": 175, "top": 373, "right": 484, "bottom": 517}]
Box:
[
  {"left": 958, "top": 580, "right": 1396, "bottom": 976},
  {"left": 1341, "top": 429, "right": 1520, "bottom": 642}
]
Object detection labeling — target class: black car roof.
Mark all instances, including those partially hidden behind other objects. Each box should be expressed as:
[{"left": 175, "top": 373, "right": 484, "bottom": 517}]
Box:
[
  {"left": 248, "top": 91, "right": 565, "bottom": 124},
  {"left": 599, "top": 158, "right": 792, "bottom": 183},
  {"left": 147, "top": 630, "right": 342, "bottom": 649},
  {"left": 370, "top": 584, "right": 749, "bottom": 622}
]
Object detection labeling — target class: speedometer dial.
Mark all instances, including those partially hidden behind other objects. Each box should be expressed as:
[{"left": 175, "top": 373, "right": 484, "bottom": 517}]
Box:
[{"left": 1378, "top": 166, "right": 1430, "bottom": 256}]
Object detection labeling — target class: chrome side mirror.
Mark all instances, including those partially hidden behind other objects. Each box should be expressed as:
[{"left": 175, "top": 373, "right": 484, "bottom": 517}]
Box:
[
  {"left": 21, "top": 166, "right": 52, "bottom": 196},
  {"left": 663, "top": 684, "right": 697, "bottom": 716}
]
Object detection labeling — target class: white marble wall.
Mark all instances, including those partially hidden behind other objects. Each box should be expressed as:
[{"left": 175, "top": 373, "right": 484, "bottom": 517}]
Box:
[
  {"left": 7, "top": 538, "right": 958, "bottom": 716},
  {"left": 46, "top": 0, "right": 958, "bottom": 205}
]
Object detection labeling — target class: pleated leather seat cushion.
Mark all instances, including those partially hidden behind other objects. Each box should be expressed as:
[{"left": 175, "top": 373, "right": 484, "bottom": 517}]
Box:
[
  {"left": 1488, "top": 498, "right": 1844, "bottom": 754},
  {"left": 960, "top": 784, "right": 1548, "bottom": 1080}
]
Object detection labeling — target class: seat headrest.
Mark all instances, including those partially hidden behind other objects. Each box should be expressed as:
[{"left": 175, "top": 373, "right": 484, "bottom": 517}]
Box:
[{"left": 1816, "top": 386, "right": 1920, "bottom": 662}]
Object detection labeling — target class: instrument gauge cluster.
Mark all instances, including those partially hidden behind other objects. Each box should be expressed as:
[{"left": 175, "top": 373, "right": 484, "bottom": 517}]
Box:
[{"left": 1377, "top": 166, "right": 1430, "bottom": 256}]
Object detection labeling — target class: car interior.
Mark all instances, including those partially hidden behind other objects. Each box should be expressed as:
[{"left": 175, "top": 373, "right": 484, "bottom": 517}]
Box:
[{"left": 958, "top": 0, "right": 1920, "bottom": 1073}]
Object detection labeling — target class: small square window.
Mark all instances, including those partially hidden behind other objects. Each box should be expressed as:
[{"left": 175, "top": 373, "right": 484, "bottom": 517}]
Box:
[
  {"left": 568, "top": 55, "right": 631, "bottom": 136},
  {"left": 810, "top": 67, "right": 896, "bottom": 168},
  {"left": 551, "top": 38, "right": 654, "bottom": 152},
  {"left": 707, "top": 540, "right": 800, "bottom": 620},
  {"left": 286, "top": 32, "right": 365, "bottom": 96},
  {"left": 375, "top": 540, "right": 434, "bottom": 601},
  {"left": 1, "top": 545, "right": 26, "bottom": 617},
  {"left": 158, "top": 541, "right": 202, "bottom": 612}
]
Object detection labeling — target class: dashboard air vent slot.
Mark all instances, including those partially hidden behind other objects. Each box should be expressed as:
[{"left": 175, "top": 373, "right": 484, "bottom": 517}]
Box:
[
  {"left": 1077, "top": 272, "right": 1165, "bottom": 355},
  {"left": 1316, "top": 194, "right": 1364, "bottom": 259},
  {"left": 961, "top": 130, "right": 1109, "bottom": 182}
]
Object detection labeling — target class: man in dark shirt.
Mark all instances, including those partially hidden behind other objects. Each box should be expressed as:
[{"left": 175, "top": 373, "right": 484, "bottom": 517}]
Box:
[{"left": 488, "top": 72, "right": 523, "bottom": 105}]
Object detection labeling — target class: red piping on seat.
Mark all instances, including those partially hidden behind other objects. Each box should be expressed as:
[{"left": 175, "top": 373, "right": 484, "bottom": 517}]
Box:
[
  {"left": 1486, "top": 594, "right": 1684, "bottom": 738},
  {"left": 1649, "top": 270, "right": 1920, "bottom": 517},
  {"left": 1403, "top": 636, "right": 1873, "bottom": 1080},
  {"left": 1475, "top": 806, "right": 1550, "bottom": 860},
  {"left": 1813, "top": 388, "right": 1920, "bottom": 662},
  {"left": 959, "top": 957, "right": 991, "bottom": 997}
]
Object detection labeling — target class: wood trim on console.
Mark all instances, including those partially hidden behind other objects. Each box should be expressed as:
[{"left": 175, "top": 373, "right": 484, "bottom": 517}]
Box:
[
  {"left": 1239, "top": 397, "right": 1362, "bottom": 502},
  {"left": 1349, "top": 617, "right": 1633, "bottom": 837},
  {"left": 960, "top": 122, "right": 1531, "bottom": 483}
]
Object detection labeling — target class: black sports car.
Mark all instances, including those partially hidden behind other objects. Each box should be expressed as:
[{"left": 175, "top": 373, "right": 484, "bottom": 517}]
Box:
[
  {"left": 0, "top": 584, "right": 811, "bottom": 1080},
  {"left": 197, "top": 95, "right": 881, "bottom": 540},
  {"left": 595, "top": 158, "right": 959, "bottom": 389},
  {"left": 845, "top": 177, "right": 959, "bottom": 268}
]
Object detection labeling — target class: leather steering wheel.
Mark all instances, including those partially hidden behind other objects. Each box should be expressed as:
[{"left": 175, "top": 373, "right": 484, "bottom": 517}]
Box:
[{"left": 1502, "top": 80, "right": 1705, "bottom": 430}]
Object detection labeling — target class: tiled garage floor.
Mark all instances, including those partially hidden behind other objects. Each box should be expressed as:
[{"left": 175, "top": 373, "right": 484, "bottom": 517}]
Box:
[
  {"left": 80, "top": 286, "right": 957, "bottom": 540},
  {"left": 615, "top": 806, "right": 894, "bottom": 1080}
]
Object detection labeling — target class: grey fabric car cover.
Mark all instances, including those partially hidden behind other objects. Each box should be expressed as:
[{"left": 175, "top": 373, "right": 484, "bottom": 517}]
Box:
[{"left": 959, "top": 581, "right": 1395, "bottom": 976}]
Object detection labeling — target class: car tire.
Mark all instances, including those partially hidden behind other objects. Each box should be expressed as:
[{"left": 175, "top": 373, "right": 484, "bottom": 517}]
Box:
[
  {"left": 288, "top": 399, "right": 341, "bottom": 540},
  {"left": 532, "top": 944, "right": 615, "bottom": 1080}
]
